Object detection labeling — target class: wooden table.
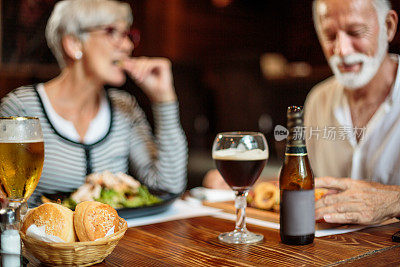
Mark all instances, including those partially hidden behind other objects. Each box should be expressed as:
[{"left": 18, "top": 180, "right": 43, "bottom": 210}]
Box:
[{"left": 24, "top": 215, "right": 400, "bottom": 266}]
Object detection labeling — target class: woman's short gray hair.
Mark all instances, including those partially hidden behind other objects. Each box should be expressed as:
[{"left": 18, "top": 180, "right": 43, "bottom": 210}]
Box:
[
  {"left": 46, "top": 0, "right": 133, "bottom": 68},
  {"left": 313, "top": 0, "right": 392, "bottom": 35}
]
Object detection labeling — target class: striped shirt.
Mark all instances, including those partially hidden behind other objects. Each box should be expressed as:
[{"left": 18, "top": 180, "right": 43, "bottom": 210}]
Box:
[{"left": 0, "top": 85, "right": 188, "bottom": 203}]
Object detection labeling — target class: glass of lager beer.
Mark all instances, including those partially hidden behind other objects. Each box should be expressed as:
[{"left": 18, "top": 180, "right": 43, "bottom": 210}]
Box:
[
  {"left": 212, "top": 132, "right": 268, "bottom": 244},
  {"left": 0, "top": 117, "right": 44, "bottom": 228}
]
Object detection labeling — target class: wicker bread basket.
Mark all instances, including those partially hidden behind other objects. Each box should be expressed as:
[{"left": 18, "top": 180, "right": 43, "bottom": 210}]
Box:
[{"left": 20, "top": 216, "right": 127, "bottom": 266}]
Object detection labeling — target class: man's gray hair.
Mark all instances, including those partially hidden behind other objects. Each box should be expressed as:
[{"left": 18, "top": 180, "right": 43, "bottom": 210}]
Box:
[
  {"left": 46, "top": 0, "right": 133, "bottom": 69},
  {"left": 313, "top": 0, "right": 392, "bottom": 35}
]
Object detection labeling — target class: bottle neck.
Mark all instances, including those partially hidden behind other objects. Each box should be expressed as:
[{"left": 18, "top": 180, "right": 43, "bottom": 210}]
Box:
[
  {"left": 285, "top": 107, "right": 307, "bottom": 153},
  {"left": 287, "top": 123, "right": 306, "bottom": 147}
]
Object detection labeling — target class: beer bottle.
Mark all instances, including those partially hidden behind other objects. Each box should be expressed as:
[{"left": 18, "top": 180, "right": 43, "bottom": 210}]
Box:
[{"left": 279, "top": 106, "right": 315, "bottom": 245}]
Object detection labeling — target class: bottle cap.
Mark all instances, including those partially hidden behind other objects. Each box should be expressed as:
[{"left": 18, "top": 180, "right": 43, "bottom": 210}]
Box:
[
  {"left": 287, "top": 106, "right": 303, "bottom": 127},
  {"left": 287, "top": 106, "right": 303, "bottom": 113},
  {"left": 287, "top": 106, "right": 303, "bottom": 118}
]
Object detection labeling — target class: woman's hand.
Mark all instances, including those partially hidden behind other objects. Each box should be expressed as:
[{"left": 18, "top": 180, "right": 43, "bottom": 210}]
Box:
[
  {"left": 315, "top": 176, "right": 400, "bottom": 225},
  {"left": 203, "top": 169, "right": 230, "bottom": 190},
  {"left": 122, "top": 57, "right": 177, "bottom": 103}
]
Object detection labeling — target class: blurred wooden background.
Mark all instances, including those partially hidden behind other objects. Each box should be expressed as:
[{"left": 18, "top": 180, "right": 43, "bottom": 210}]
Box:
[{"left": 1, "top": 0, "right": 399, "bottom": 187}]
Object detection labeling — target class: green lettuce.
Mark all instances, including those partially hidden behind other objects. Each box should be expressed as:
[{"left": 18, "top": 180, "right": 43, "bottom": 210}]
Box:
[
  {"left": 60, "top": 185, "right": 162, "bottom": 209},
  {"left": 95, "top": 188, "right": 126, "bottom": 208},
  {"left": 95, "top": 186, "right": 162, "bottom": 208}
]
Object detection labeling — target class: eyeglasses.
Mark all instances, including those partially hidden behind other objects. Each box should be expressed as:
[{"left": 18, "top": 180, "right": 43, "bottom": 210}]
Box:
[{"left": 80, "top": 26, "right": 140, "bottom": 47}]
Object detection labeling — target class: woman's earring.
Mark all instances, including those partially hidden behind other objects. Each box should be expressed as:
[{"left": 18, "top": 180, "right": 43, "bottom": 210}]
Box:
[{"left": 75, "top": 51, "right": 83, "bottom": 60}]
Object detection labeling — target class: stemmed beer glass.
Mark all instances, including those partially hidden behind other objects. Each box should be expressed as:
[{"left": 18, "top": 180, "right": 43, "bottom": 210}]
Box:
[
  {"left": 0, "top": 117, "right": 44, "bottom": 228},
  {"left": 212, "top": 132, "right": 268, "bottom": 244}
]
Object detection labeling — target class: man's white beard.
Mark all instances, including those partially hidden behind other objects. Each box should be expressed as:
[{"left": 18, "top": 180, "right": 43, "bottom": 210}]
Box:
[{"left": 328, "top": 27, "right": 388, "bottom": 90}]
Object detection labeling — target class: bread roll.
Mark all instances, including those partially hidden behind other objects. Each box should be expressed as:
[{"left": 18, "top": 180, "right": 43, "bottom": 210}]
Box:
[
  {"left": 74, "top": 201, "right": 119, "bottom": 242},
  {"left": 21, "top": 203, "right": 76, "bottom": 243}
]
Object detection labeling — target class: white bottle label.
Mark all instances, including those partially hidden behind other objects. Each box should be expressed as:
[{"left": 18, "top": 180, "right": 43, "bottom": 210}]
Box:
[{"left": 280, "top": 189, "right": 315, "bottom": 236}]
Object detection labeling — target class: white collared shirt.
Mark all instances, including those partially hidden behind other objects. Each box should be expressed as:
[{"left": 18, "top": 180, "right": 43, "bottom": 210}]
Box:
[
  {"left": 304, "top": 55, "right": 400, "bottom": 185},
  {"left": 37, "top": 83, "right": 110, "bottom": 144}
]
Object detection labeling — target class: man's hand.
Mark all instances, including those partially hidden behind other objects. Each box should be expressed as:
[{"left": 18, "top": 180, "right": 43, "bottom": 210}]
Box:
[
  {"left": 316, "top": 177, "right": 400, "bottom": 225},
  {"left": 122, "top": 57, "right": 177, "bottom": 103}
]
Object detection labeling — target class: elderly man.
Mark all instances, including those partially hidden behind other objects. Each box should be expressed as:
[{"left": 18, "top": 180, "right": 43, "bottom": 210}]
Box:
[
  {"left": 307, "top": 0, "right": 400, "bottom": 225},
  {"left": 204, "top": 0, "right": 399, "bottom": 225}
]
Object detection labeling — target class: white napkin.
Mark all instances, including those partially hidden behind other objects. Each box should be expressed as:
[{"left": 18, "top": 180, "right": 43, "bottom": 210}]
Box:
[
  {"left": 213, "top": 213, "right": 399, "bottom": 237},
  {"left": 26, "top": 225, "right": 65, "bottom": 243},
  {"left": 27, "top": 224, "right": 116, "bottom": 242},
  {"left": 190, "top": 187, "right": 235, "bottom": 202},
  {"left": 95, "top": 226, "right": 115, "bottom": 241},
  {"left": 126, "top": 199, "right": 221, "bottom": 228}
]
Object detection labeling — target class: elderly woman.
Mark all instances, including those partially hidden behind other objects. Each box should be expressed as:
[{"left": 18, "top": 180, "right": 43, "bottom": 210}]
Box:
[{"left": 0, "top": 0, "right": 187, "bottom": 202}]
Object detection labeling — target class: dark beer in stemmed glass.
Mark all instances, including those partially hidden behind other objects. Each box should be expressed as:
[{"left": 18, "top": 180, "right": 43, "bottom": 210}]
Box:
[{"left": 212, "top": 132, "right": 268, "bottom": 244}]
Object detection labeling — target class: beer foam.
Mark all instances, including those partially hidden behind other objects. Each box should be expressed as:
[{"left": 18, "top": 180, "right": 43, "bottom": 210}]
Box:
[
  {"left": 0, "top": 139, "right": 43, "bottom": 143},
  {"left": 213, "top": 148, "right": 268, "bottom": 160}
]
